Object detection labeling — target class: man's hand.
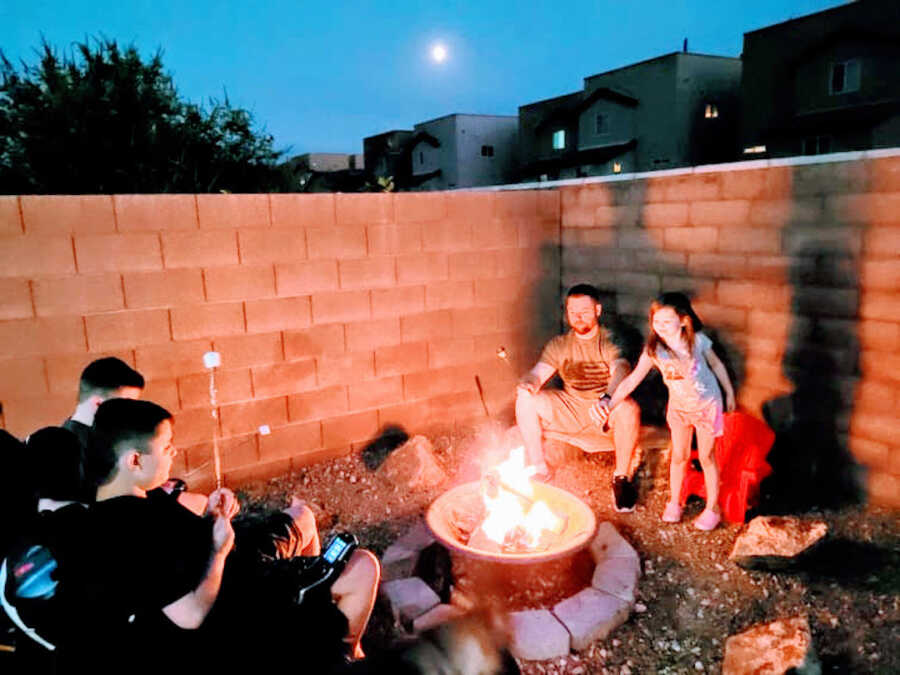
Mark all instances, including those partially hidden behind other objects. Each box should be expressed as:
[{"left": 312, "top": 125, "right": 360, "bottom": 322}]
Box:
[
  {"left": 517, "top": 373, "right": 541, "bottom": 395},
  {"left": 589, "top": 396, "right": 611, "bottom": 426},
  {"left": 206, "top": 487, "right": 239, "bottom": 520}
]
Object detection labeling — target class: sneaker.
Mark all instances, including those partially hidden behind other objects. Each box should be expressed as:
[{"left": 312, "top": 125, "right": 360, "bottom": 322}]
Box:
[
  {"left": 694, "top": 509, "right": 721, "bottom": 531},
  {"left": 612, "top": 475, "right": 637, "bottom": 512},
  {"left": 661, "top": 501, "right": 683, "bottom": 523}
]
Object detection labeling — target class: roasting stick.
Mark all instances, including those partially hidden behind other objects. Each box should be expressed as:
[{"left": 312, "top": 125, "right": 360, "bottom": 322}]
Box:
[{"left": 203, "top": 351, "right": 223, "bottom": 489}]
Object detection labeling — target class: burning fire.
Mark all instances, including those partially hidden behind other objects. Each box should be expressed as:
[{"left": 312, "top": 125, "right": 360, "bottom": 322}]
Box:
[{"left": 479, "top": 447, "right": 566, "bottom": 551}]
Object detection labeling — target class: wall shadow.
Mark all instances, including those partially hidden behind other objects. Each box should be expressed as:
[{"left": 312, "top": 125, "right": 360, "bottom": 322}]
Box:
[{"left": 761, "top": 172, "right": 866, "bottom": 512}]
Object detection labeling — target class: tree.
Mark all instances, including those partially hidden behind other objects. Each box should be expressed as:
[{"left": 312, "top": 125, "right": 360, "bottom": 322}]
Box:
[{"left": 0, "top": 38, "right": 289, "bottom": 194}]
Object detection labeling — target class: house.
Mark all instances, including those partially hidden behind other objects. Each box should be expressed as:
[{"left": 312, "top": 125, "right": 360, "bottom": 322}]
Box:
[
  {"left": 407, "top": 114, "right": 518, "bottom": 191},
  {"left": 518, "top": 52, "right": 742, "bottom": 181},
  {"left": 363, "top": 130, "right": 415, "bottom": 186},
  {"left": 282, "top": 153, "right": 367, "bottom": 192},
  {"left": 740, "top": 0, "right": 900, "bottom": 158}
]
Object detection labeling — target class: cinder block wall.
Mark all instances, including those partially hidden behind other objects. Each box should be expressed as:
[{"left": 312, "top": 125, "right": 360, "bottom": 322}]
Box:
[
  {"left": 0, "top": 191, "right": 561, "bottom": 488},
  {"left": 558, "top": 155, "right": 900, "bottom": 507}
]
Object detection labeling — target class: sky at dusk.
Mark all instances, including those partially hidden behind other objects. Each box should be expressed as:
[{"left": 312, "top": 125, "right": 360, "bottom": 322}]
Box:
[{"left": 2, "top": 1, "right": 848, "bottom": 157}]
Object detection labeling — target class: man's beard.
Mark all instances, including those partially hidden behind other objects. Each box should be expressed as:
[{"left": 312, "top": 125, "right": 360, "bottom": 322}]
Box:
[{"left": 571, "top": 321, "right": 596, "bottom": 335}]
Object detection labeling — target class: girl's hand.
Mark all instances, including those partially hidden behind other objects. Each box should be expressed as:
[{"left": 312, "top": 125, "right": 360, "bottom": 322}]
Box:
[
  {"left": 206, "top": 487, "right": 239, "bottom": 520},
  {"left": 725, "top": 392, "right": 736, "bottom": 412},
  {"left": 211, "top": 514, "right": 235, "bottom": 556},
  {"left": 590, "top": 398, "right": 611, "bottom": 426}
]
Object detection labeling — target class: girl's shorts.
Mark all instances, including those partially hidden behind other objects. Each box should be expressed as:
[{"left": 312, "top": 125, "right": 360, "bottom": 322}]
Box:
[{"left": 667, "top": 398, "right": 724, "bottom": 437}]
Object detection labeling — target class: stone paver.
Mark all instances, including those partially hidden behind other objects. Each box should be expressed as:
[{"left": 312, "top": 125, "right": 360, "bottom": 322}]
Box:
[
  {"left": 508, "top": 609, "right": 571, "bottom": 661},
  {"left": 381, "top": 577, "right": 441, "bottom": 623},
  {"left": 591, "top": 554, "right": 641, "bottom": 603},
  {"left": 552, "top": 587, "right": 632, "bottom": 651},
  {"left": 412, "top": 603, "right": 467, "bottom": 633},
  {"left": 590, "top": 521, "right": 640, "bottom": 566},
  {"left": 730, "top": 516, "right": 828, "bottom": 570}
]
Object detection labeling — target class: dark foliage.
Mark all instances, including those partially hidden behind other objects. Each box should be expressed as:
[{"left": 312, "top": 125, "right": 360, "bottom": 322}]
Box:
[{"left": 0, "top": 38, "right": 290, "bottom": 193}]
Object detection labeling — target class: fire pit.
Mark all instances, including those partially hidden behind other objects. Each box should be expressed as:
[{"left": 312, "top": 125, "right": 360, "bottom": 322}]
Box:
[{"left": 426, "top": 448, "right": 597, "bottom": 564}]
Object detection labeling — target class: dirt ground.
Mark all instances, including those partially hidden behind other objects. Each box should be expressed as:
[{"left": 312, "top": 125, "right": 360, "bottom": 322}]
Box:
[{"left": 238, "top": 423, "right": 900, "bottom": 675}]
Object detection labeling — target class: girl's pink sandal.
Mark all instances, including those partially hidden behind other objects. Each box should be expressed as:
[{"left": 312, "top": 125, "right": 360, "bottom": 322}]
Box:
[{"left": 694, "top": 509, "right": 721, "bottom": 531}]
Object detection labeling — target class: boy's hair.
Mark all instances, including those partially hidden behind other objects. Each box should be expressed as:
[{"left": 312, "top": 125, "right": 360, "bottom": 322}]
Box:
[
  {"left": 565, "top": 284, "right": 601, "bottom": 304},
  {"left": 77, "top": 357, "right": 145, "bottom": 403},
  {"left": 87, "top": 399, "right": 172, "bottom": 486},
  {"left": 647, "top": 292, "right": 703, "bottom": 356},
  {"left": 26, "top": 427, "right": 87, "bottom": 503}
]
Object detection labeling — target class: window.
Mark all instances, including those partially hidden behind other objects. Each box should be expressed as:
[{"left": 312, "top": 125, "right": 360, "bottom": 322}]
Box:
[
  {"left": 704, "top": 103, "right": 719, "bottom": 119},
  {"left": 612, "top": 162, "right": 622, "bottom": 174},
  {"left": 480, "top": 145, "right": 494, "bottom": 157},
  {"left": 830, "top": 60, "right": 860, "bottom": 95},
  {"left": 743, "top": 145, "right": 767, "bottom": 155},
  {"left": 595, "top": 113, "right": 608, "bottom": 134},
  {"left": 419, "top": 151, "right": 424, "bottom": 164},
  {"left": 802, "top": 136, "right": 831, "bottom": 155},
  {"left": 552, "top": 129, "right": 566, "bottom": 150}
]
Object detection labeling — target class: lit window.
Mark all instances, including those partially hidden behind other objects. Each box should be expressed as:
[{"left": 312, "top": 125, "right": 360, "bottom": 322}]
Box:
[
  {"left": 552, "top": 129, "right": 566, "bottom": 150},
  {"left": 595, "top": 113, "right": 608, "bottom": 134},
  {"left": 481, "top": 145, "right": 494, "bottom": 157},
  {"left": 704, "top": 103, "right": 719, "bottom": 119},
  {"left": 743, "top": 145, "right": 767, "bottom": 155},
  {"left": 830, "top": 60, "right": 860, "bottom": 95},
  {"left": 419, "top": 151, "right": 424, "bottom": 164},
  {"left": 612, "top": 162, "right": 622, "bottom": 174}
]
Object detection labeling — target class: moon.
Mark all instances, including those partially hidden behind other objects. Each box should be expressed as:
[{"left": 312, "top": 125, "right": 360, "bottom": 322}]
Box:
[{"left": 430, "top": 43, "right": 447, "bottom": 63}]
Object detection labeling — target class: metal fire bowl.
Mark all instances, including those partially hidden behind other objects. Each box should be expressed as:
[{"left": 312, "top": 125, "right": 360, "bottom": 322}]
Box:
[{"left": 426, "top": 481, "right": 597, "bottom": 564}]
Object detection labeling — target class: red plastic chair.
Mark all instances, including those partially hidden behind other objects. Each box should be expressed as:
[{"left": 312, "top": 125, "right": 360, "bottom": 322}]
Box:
[{"left": 679, "top": 411, "right": 774, "bottom": 523}]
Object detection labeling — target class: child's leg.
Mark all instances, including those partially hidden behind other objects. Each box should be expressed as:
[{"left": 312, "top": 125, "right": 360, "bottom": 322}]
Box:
[
  {"left": 332, "top": 549, "right": 381, "bottom": 659},
  {"left": 695, "top": 428, "right": 720, "bottom": 514},
  {"left": 667, "top": 418, "right": 693, "bottom": 505}
]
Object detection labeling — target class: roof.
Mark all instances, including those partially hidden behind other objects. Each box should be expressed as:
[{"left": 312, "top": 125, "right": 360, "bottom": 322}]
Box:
[
  {"left": 744, "top": 1, "right": 858, "bottom": 36},
  {"left": 584, "top": 51, "right": 739, "bottom": 82}
]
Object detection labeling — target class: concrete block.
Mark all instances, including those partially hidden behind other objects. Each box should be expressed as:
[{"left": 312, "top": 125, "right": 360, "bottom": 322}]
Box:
[
  {"left": 134, "top": 339, "right": 211, "bottom": 380},
  {"left": 85, "top": 309, "right": 170, "bottom": 351},
  {"left": 427, "top": 338, "right": 475, "bottom": 368},
  {"left": 23, "top": 195, "right": 116, "bottom": 234},
  {"left": 196, "top": 193, "right": 269, "bottom": 229},
  {"left": 396, "top": 252, "right": 449, "bottom": 284},
  {"left": 422, "top": 221, "right": 473, "bottom": 251},
  {"left": 721, "top": 169, "right": 766, "bottom": 200},
  {"left": 446, "top": 191, "right": 494, "bottom": 224},
  {"left": 589, "top": 522, "right": 640, "bottom": 566},
  {"left": 339, "top": 256, "right": 396, "bottom": 289},
  {"left": 715, "top": 228, "right": 781, "bottom": 255},
  {"left": 367, "top": 223, "right": 422, "bottom": 255},
  {"left": 171, "top": 407, "right": 218, "bottom": 446},
  {"left": 258, "top": 422, "right": 323, "bottom": 462},
  {"left": 310, "top": 290, "right": 370, "bottom": 324},
  {"left": 177, "top": 368, "right": 251, "bottom": 408},
  {"left": 316, "top": 350, "right": 374, "bottom": 387},
  {"left": 251, "top": 359, "right": 316, "bottom": 398},
  {"left": 123, "top": 269, "right": 205, "bottom": 308},
  {"left": 664, "top": 226, "right": 718, "bottom": 253},
  {"left": 321, "top": 409, "right": 378, "bottom": 446},
  {"left": 276, "top": 260, "right": 339, "bottom": 296},
  {"left": 170, "top": 302, "right": 245, "bottom": 340},
  {"left": 639, "top": 203, "right": 688, "bottom": 231},
  {"left": 345, "top": 317, "right": 401, "bottom": 352},
  {"left": 306, "top": 225, "right": 367, "bottom": 259},
  {"left": 288, "top": 385, "right": 348, "bottom": 422},
  {"left": 335, "top": 193, "right": 393, "bottom": 226},
  {"left": 591, "top": 554, "right": 641, "bottom": 604},
  {"left": 448, "top": 250, "right": 497, "bottom": 281},
  {"left": 32, "top": 274, "right": 123, "bottom": 317},
  {"left": 284, "top": 324, "right": 345, "bottom": 359},
  {"left": 395, "top": 192, "right": 446, "bottom": 223},
  {"left": 494, "top": 190, "right": 538, "bottom": 220},
  {"left": 425, "top": 280, "right": 474, "bottom": 310},
  {"left": 204, "top": 265, "right": 275, "bottom": 302},
  {"left": 381, "top": 577, "right": 441, "bottom": 624},
  {"left": 689, "top": 200, "right": 750, "bottom": 228},
  {"left": 0, "top": 278, "right": 34, "bottom": 320},
  {"left": 270, "top": 194, "right": 334, "bottom": 229},
  {"left": 371, "top": 285, "right": 426, "bottom": 318},
  {"left": 0, "top": 356, "right": 47, "bottom": 398},
  {"left": 413, "top": 604, "right": 467, "bottom": 633},
  {"left": 0, "top": 196, "right": 23, "bottom": 234},
  {"left": 507, "top": 609, "right": 570, "bottom": 661},
  {"left": 2, "top": 235, "right": 76, "bottom": 277},
  {"left": 162, "top": 230, "right": 239, "bottom": 268},
  {"left": 239, "top": 228, "right": 306, "bottom": 264},
  {"left": 473, "top": 219, "right": 518, "bottom": 248},
  {"left": 375, "top": 342, "right": 428, "bottom": 377},
  {"left": 219, "top": 396, "right": 288, "bottom": 436},
  {"left": 348, "top": 376, "right": 403, "bottom": 410},
  {"left": 212, "top": 332, "right": 284, "bottom": 369},
  {"left": 245, "top": 296, "right": 311, "bottom": 333},
  {"left": 552, "top": 587, "right": 631, "bottom": 651}
]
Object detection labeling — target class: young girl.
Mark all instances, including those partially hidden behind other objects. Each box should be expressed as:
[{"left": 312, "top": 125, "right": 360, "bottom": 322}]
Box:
[{"left": 594, "top": 293, "right": 735, "bottom": 530}]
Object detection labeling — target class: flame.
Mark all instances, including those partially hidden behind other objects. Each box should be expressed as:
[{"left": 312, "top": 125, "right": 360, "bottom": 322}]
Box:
[{"left": 480, "top": 446, "right": 565, "bottom": 550}]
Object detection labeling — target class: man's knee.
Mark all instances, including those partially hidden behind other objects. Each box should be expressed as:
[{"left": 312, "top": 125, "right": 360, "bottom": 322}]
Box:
[{"left": 333, "top": 548, "right": 380, "bottom": 596}]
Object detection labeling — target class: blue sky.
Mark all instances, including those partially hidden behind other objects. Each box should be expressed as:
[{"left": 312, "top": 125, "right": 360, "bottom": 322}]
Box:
[{"left": 2, "top": 1, "right": 847, "bottom": 156}]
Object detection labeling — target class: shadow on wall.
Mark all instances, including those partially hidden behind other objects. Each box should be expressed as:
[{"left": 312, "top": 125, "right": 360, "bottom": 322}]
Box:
[{"left": 762, "top": 236, "right": 865, "bottom": 511}]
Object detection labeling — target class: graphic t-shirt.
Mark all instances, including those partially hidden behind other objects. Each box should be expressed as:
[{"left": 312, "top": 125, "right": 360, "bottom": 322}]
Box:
[
  {"left": 539, "top": 328, "right": 622, "bottom": 400},
  {"left": 649, "top": 331, "right": 722, "bottom": 412}
]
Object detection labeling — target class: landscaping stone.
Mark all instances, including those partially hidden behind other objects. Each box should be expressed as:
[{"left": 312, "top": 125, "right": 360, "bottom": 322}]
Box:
[
  {"left": 412, "top": 603, "right": 468, "bottom": 633},
  {"left": 723, "top": 615, "right": 821, "bottom": 675},
  {"left": 381, "top": 519, "right": 437, "bottom": 580},
  {"left": 377, "top": 434, "right": 447, "bottom": 490},
  {"left": 729, "top": 516, "right": 828, "bottom": 569},
  {"left": 590, "top": 521, "right": 640, "bottom": 566},
  {"left": 591, "top": 554, "right": 641, "bottom": 603},
  {"left": 381, "top": 577, "right": 441, "bottom": 624},
  {"left": 507, "top": 609, "right": 571, "bottom": 661},
  {"left": 552, "top": 587, "right": 631, "bottom": 651}
]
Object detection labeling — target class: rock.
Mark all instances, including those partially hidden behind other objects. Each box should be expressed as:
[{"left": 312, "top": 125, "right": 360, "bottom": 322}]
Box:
[
  {"left": 552, "top": 587, "right": 631, "bottom": 651},
  {"left": 412, "top": 603, "right": 468, "bottom": 633},
  {"left": 507, "top": 609, "right": 571, "bottom": 661},
  {"left": 592, "top": 555, "right": 641, "bottom": 603},
  {"left": 381, "top": 577, "right": 442, "bottom": 624},
  {"left": 395, "top": 519, "right": 437, "bottom": 552},
  {"left": 729, "top": 516, "right": 828, "bottom": 569},
  {"left": 377, "top": 435, "right": 447, "bottom": 490},
  {"left": 381, "top": 544, "right": 419, "bottom": 581},
  {"left": 590, "top": 522, "right": 640, "bottom": 567},
  {"left": 723, "top": 615, "right": 821, "bottom": 675}
]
